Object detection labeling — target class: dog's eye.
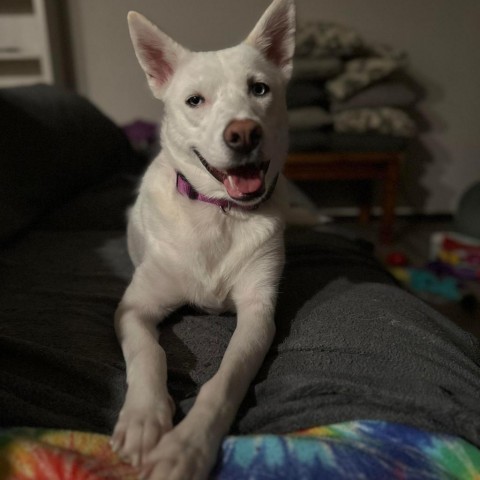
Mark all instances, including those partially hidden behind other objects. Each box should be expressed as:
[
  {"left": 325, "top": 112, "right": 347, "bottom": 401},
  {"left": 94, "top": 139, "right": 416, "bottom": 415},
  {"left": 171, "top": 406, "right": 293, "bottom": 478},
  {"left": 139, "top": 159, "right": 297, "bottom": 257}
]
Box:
[
  {"left": 186, "top": 95, "right": 205, "bottom": 107},
  {"left": 250, "top": 82, "right": 270, "bottom": 97}
]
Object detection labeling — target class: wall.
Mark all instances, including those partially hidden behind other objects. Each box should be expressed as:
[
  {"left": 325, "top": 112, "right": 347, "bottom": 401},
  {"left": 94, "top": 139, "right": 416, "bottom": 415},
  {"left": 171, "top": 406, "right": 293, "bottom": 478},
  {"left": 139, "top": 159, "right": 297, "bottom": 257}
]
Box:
[{"left": 67, "top": 0, "right": 480, "bottom": 213}]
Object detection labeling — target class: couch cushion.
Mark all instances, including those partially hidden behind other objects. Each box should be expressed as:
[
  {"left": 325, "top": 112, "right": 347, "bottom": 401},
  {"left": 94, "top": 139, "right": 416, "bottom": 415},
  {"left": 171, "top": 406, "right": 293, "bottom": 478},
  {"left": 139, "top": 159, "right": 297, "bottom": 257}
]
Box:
[{"left": 0, "top": 84, "right": 136, "bottom": 244}]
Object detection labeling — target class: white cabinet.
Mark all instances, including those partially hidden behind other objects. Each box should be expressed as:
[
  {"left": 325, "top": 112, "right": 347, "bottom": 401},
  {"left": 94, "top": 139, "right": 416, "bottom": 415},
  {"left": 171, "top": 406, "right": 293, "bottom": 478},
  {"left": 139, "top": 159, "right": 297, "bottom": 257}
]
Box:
[{"left": 0, "top": 0, "right": 55, "bottom": 87}]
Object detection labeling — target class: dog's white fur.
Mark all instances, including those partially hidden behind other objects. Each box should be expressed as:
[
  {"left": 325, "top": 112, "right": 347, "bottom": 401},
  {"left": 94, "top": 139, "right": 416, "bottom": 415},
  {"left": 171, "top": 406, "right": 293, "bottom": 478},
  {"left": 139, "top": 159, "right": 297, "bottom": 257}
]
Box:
[{"left": 111, "top": 1, "right": 295, "bottom": 479}]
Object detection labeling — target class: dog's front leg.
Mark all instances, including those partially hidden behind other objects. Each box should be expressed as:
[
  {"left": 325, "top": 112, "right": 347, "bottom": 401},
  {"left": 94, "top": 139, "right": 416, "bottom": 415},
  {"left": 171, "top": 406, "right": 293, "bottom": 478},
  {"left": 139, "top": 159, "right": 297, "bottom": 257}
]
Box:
[
  {"left": 141, "top": 259, "right": 281, "bottom": 480},
  {"left": 111, "top": 266, "right": 181, "bottom": 467}
]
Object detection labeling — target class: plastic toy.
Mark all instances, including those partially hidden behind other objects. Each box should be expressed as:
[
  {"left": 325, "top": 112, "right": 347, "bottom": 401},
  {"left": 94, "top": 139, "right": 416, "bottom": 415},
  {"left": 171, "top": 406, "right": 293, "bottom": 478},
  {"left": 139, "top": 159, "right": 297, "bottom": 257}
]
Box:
[
  {"left": 430, "top": 231, "right": 480, "bottom": 281},
  {"left": 385, "top": 251, "right": 409, "bottom": 267},
  {"left": 390, "top": 267, "right": 462, "bottom": 302}
]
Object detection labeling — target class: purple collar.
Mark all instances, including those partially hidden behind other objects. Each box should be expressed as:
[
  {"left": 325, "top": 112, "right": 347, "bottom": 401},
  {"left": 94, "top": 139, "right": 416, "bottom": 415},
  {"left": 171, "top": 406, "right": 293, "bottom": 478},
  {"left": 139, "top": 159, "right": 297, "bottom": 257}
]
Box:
[{"left": 176, "top": 172, "right": 277, "bottom": 212}]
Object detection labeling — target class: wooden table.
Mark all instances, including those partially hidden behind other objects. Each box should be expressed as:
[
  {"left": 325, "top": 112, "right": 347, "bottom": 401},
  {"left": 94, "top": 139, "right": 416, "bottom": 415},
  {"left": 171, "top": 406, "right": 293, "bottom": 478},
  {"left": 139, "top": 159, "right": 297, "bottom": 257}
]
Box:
[{"left": 284, "top": 151, "right": 403, "bottom": 243}]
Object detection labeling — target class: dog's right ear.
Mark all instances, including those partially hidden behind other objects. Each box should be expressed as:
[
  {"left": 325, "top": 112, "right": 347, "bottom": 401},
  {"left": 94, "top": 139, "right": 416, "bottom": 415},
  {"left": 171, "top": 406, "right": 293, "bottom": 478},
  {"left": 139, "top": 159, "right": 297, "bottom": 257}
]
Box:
[{"left": 128, "top": 12, "right": 188, "bottom": 99}]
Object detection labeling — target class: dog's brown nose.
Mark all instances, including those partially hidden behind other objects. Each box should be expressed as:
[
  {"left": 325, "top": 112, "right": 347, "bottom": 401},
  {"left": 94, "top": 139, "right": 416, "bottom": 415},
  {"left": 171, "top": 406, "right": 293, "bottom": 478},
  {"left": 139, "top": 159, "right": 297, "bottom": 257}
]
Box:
[{"left": 223, "top": 119, "right": 263, "bottom": 154}]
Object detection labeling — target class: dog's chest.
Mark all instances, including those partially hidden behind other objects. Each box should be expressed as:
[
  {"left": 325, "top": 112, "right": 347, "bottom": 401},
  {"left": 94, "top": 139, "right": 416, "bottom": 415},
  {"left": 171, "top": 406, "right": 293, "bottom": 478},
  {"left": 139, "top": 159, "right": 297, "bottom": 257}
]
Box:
[
  {"left": 187, "top": 221, "right": 230, "bottom": 270},
  {"left": 171, "top": 212, "right": 272, "bottom": 311},
  {"left": 177, "top": 214, "right": 249, "bottom": 309}
]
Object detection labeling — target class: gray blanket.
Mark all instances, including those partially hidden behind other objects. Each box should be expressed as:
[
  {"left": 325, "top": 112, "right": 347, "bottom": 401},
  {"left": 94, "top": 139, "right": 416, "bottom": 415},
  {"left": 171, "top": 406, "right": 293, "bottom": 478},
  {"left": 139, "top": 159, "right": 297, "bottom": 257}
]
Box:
[{"left": 1, "top": 214, "right": 480, "bottom": 447}]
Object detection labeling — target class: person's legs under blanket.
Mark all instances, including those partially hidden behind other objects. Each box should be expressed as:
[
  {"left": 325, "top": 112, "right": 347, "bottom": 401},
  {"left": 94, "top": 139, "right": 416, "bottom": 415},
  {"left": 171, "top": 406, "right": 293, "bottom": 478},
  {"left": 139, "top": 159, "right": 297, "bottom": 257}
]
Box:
[
  {"left": 238, "top": 279, "right": 480, "bottom": 448},
  {"left": 163, "top": 230, "right": 480, "bottom": 448}
]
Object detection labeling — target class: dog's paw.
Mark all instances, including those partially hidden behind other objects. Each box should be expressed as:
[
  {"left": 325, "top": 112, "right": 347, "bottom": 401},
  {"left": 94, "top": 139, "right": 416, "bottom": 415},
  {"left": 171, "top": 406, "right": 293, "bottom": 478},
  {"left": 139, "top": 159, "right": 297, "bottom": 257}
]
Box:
[
  {"left": 110, "top": 397, "right": 175, "bottom": 467},
  {"left": 139, "top": 421, "right": 220, "bottom": 480}
]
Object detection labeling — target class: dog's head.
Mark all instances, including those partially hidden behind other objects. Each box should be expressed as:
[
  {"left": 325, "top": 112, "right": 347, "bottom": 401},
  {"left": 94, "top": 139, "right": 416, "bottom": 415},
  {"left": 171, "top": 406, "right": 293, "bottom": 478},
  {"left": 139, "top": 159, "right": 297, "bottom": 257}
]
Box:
[{"left": 128, "top": 0, "right": 295, "bottom": 207}]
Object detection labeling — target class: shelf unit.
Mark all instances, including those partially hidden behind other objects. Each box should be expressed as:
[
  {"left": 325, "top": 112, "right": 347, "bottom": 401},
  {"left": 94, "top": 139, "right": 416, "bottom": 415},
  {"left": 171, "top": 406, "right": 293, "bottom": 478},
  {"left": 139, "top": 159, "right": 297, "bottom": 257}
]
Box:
[{"left": 0, "top": 0, "right": 54, "bottom": 87}]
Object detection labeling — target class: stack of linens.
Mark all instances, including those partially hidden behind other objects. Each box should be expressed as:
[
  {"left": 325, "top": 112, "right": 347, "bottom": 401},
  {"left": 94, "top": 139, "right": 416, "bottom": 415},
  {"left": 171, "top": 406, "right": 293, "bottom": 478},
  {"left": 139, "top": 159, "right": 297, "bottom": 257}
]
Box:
[{"left": 288, "top": 22, "right": 420, "bottom": 153}]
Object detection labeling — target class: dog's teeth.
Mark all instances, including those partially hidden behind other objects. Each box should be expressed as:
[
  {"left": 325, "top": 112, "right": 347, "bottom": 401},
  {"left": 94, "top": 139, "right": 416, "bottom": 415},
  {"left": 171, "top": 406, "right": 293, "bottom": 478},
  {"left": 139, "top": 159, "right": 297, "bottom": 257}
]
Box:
[{"left": 228, "top": 176, "right": 236, "bottom": 189}]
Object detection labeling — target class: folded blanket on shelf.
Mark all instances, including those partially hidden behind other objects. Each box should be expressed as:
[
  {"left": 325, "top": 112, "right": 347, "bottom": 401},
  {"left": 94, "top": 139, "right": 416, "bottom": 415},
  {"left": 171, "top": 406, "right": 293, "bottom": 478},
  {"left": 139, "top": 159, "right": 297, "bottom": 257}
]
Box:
[
  {"left": 288, "top": 106, "right": 332, "bottom": 131},
  {"left": 326, "top": 56, "right": 406, "bottom": 101},
  {"left": 330, "top": 79, "right": 420, "bottom": 112},
  {"left": 295, "top": 21, "right": 409, "bottom": 101},
  {"left": 292, "top": 56, "right": 344, "bottom": 80},
  {"left": 333, "top": 107, "right": 416, "bottom": 137},
  {"left": 295, "top": 21, "right": 365, "bottom": 58},
  {"left": 288, "top": 104, "right": 416, "bottom": 138}
]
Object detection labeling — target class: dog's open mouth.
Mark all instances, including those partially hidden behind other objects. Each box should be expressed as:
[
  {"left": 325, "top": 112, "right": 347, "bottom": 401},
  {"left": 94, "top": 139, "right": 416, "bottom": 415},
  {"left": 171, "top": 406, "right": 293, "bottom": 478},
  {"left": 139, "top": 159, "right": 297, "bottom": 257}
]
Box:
[{"left": 194, "top": 149, "right": 269, "bottom": 201}]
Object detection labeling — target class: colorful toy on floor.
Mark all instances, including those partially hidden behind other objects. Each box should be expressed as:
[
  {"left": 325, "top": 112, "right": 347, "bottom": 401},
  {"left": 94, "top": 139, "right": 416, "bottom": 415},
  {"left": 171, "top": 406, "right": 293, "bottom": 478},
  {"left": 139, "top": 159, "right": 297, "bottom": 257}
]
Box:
[
  {"left": 430, "top": 231, "right": 480, "bottom": 281},
  {"left": 386, "top": 235, "right": 478, "bottom": 309},
  {"left": 390, "top": 264, "right": 477, "bottom": 310},
  {"left": 390, "top": 266, "right": 462, "bottom": 302}
]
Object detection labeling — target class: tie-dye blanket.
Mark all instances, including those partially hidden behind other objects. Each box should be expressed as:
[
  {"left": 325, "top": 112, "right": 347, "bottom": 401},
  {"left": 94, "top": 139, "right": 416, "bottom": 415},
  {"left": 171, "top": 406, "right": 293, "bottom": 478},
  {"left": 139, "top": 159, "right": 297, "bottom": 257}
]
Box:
[{"left": 1, "top": 420, "right": 479, "bottom": 479}]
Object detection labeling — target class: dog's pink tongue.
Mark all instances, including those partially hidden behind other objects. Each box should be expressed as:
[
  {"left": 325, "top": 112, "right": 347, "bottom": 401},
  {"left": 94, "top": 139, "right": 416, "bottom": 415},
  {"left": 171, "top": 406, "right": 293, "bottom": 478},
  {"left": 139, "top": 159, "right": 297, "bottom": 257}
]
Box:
[{"left": 224, "top": 166, "right": 263, "bottom": 197}]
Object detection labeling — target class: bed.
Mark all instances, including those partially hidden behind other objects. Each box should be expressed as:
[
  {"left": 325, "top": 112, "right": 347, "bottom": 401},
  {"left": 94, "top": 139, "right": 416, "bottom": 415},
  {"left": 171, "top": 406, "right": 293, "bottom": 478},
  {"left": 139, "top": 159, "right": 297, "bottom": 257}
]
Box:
[{"left": 1, "top": 85, "right": 479, "bottom": 479}]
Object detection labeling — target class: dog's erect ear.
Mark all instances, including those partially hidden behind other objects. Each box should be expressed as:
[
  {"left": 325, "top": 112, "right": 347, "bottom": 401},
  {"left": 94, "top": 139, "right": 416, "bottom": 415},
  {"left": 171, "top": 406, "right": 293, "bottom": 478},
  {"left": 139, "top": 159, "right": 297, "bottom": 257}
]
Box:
[
  {"left": 245, "top": 0, "right": 296, "bottom": 80},
  {"left": 128, "top": 11, "right": 188, "bottom": 98}
]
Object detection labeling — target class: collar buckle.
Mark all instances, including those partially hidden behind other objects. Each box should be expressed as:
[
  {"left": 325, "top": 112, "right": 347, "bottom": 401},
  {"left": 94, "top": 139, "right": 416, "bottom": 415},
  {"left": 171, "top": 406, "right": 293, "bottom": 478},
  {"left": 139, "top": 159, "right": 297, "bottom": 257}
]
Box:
[{"left": 220, "top": 203, "right": 232, "bottom": 214}]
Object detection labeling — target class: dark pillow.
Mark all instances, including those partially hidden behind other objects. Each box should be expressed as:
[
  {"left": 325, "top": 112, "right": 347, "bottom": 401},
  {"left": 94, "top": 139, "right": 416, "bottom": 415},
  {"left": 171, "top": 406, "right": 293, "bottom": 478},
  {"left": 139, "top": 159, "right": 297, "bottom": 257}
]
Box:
[
  {"left": 289, "top": 131, "right": 408, "bottom": 153},
  {"left": 0, "top": 84, "right": 136, "bottom": 244},
  {"left": 286, "top": 79, "right": 330, "bottom": 109}
]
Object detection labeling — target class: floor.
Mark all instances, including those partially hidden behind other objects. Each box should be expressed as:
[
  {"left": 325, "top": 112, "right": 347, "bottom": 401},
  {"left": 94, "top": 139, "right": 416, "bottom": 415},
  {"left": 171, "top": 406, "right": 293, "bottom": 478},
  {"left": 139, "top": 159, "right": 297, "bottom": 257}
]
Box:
[{"left": 317, "top": 216, "right": 480, "bottom": 339}]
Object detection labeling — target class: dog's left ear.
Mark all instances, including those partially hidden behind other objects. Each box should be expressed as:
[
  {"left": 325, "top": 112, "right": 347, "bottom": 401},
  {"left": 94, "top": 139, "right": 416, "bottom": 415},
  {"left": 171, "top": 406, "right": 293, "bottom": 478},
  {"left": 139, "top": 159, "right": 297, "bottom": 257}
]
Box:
[{"left": 245, "top": 0, "right": 296, "bottom": 80}]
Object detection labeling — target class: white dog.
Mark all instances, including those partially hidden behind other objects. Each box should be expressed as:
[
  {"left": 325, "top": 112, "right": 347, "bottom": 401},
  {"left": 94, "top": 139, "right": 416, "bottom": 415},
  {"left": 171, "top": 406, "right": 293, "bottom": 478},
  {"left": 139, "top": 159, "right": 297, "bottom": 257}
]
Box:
[{"left": 111, "top": 1, "right": 295, "bottom": 478}]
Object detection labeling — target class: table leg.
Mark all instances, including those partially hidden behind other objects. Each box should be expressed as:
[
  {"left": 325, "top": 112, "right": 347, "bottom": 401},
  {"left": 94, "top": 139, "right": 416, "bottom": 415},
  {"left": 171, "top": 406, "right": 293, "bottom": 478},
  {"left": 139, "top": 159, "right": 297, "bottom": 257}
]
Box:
[{"left": 380, "top": 155, "right": 401, "bottom": 243}]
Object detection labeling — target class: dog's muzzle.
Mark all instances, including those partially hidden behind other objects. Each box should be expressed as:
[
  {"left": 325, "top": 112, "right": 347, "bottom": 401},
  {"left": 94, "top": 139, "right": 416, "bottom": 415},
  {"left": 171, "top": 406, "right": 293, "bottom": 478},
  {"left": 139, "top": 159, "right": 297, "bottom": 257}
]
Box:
[{"left": 193, "top": 149, "right": 269, "bottom": 202}]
